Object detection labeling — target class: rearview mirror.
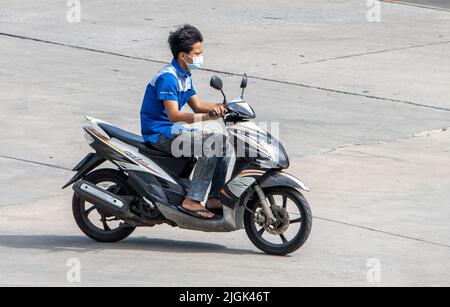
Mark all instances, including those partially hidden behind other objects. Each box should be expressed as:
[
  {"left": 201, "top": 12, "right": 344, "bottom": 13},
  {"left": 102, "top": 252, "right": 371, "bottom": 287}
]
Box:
[
  {"left": 240, "top": 73, "right": 248, "bottom": 99},
  {"left": 210, "top": 75, "right": 223, "bottom": 91},
  {"left": 210, "top": 75, "right": 227, "bottom": 103},
  {"left": 240, "top": 73, "right": 248, "bottom": 89}
]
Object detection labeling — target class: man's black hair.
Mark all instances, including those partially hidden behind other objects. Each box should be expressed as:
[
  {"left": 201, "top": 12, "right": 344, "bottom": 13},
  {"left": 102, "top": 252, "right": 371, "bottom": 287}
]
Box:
[{"left": 168, "top": 24, "right": 203, "bottom": 58}]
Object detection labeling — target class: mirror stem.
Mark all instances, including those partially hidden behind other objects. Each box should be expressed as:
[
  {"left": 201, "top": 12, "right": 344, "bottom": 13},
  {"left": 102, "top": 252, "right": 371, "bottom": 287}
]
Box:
[{"left": 220, "top": 90, "right": 227, "bottom": 104}]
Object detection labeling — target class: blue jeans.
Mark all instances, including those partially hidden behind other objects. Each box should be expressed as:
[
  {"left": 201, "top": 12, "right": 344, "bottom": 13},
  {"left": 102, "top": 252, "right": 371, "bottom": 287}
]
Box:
[{"left": 152, "top": 132, "right": 230, "bottom": 202}]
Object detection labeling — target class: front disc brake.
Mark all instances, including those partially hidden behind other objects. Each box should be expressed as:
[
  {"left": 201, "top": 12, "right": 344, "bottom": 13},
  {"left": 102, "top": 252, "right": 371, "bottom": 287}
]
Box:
[{"left": 264, "top": 207, "right": 290, "bottom": 235}]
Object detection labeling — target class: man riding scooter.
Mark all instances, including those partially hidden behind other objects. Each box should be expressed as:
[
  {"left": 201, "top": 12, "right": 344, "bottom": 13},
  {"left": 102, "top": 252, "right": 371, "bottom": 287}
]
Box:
[
  {"left": 66, "top": 24, "right": 312, "bottom": 254},
  {"left": 140, "top": 24, "right": 228, "bottom": 219}
]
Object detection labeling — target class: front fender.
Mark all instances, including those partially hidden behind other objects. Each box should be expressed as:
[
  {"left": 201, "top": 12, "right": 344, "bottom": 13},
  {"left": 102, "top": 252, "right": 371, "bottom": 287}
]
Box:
[{"left": 259, "top": 170, "right": 310, "bottom": 192}]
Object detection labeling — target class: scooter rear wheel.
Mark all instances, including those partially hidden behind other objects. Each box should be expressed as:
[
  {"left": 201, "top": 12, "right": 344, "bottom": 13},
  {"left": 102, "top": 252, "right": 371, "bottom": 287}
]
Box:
[
  {"left": 244, "top": 187, "right": 312, "bottom": 256},
  {"left": 72, "top": 169, "right": 136, "bottom": 243}
]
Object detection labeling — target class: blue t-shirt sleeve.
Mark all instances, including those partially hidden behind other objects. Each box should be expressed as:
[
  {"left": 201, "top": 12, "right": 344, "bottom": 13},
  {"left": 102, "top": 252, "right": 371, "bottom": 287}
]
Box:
[{"left": 155, "top": 73, "right": 179, "bottom": 101}]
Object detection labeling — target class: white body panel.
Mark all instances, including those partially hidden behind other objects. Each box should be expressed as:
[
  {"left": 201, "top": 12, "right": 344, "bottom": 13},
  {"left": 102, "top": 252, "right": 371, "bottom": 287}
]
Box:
[{"left": 84, "top": 117, "right": 178, "bottom": 185}]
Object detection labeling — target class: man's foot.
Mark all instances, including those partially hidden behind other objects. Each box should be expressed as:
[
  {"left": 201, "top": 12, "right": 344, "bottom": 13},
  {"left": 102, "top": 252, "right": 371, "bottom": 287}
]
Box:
[
  {"left": 181, "top": 198, "right": 214, "bottom": 219},
  {"left": 206, "top": 198, "right": 223, "bottom": 215},
  {"left": 206, "top": 198, "right": 223, "bottom": 210}
]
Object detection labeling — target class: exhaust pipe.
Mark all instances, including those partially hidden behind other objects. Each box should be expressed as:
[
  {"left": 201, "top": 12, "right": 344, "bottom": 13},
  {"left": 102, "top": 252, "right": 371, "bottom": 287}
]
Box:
[
  {"left": 73, "top": 180, "right": 170, "bottom": 227},
  {"left": 73, "top": 181, "right": 130, "bottom": 217}
]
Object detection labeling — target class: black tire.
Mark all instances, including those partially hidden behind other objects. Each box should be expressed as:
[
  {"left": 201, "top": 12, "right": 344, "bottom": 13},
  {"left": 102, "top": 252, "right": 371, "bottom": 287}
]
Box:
[
  {"left": 244, "top": 187, "right": 312, "bottom": 256},
  {"left": 72, "top": 169, "right": 136, "bottom": 243}
]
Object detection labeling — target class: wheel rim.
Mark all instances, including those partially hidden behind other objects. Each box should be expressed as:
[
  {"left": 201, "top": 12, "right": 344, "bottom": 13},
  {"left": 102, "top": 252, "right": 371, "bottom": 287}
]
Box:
[
  {"left": 79, "top": 180, "right": 130, "bottom": 234},
  {"left": 250, "top": 191, "right": 305, "bottom": 248}
]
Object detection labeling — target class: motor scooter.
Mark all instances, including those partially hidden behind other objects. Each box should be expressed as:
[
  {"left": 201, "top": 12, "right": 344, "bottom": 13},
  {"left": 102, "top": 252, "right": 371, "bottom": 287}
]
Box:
[{"left": 63, "top": 74, "right": 312, "bottom": 255}]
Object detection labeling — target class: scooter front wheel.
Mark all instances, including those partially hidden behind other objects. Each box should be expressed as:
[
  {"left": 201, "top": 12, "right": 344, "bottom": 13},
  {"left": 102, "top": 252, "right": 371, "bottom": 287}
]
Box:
[{"left": 244, "top": 187, "right": 312, "bottom": 256}]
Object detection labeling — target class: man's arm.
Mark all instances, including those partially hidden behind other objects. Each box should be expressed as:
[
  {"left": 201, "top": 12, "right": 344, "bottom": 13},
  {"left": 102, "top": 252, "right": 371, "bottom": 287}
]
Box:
[
  {"left": 188, "top": 94, "right": 226, "bottom": 116},
  {"left": 164, "top": 100, "right": 218, "bottom": 124}
]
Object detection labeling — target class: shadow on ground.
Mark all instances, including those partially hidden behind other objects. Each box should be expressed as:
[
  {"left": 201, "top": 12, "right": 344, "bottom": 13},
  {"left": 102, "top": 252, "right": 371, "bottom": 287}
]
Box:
[{"left": 0, "top": 235, "right": 262, "bottom": 256}]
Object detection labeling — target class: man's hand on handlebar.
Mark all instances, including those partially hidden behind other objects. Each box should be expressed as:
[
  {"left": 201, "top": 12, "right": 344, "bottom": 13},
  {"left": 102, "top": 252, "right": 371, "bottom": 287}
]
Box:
[{"left": 207, "top": 105, "right": 227, "bottom": 119}]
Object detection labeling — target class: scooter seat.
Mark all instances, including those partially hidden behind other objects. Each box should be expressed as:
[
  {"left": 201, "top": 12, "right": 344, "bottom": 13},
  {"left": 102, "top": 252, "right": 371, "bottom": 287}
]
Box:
[
  {"left": 98, "top": 123, "right": 144, "bottom": 148},
  {"left": 139, "top": 142, "right": 175, "bottom": 158},
  {"left": 97, "top": 122, "right": 195, "bottom": 177},
  {"left": 98, "top": 122, "right": 180, "bottom": 158}
]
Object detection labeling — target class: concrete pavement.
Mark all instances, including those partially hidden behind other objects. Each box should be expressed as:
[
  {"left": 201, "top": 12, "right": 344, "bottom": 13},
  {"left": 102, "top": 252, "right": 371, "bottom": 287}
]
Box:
[{"left": 0, "top": 0, "right": 449, "bottom": 286}]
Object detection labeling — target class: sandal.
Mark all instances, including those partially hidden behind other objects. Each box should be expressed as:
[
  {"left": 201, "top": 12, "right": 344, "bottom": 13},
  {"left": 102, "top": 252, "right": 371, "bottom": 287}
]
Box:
[
  {"left": 178, "top": 206, "right": 215, "bottom": 220},
  {"left": 206, "top": 199, "right": 224, "bottom": 215}
]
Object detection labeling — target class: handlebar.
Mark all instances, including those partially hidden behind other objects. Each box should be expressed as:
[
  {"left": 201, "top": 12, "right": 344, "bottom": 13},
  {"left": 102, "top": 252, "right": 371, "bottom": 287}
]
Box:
[
  {"left": 208, "top": 110, "right": 219, "bottom": 117},
  {"left": 208, "top": 108, "right": 230, "bottom": 118}
]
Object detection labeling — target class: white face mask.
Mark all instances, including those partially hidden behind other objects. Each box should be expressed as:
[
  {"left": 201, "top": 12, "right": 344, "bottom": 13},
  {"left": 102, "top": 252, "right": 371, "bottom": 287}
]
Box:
[{"left": 184, "top": 54, "right": 203, "bottom": 70}]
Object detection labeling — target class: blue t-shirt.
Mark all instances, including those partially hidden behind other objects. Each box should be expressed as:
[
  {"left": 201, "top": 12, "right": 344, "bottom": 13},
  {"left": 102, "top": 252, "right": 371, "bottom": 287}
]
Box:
[{"left": 140, "top": 58, "right": 196, "bottom": 144}]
